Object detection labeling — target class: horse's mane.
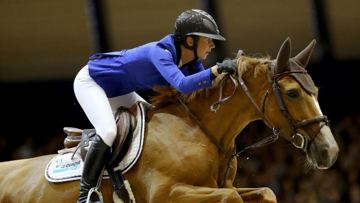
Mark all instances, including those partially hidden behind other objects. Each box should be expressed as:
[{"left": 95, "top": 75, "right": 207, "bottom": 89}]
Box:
[{"left": 150, "top": 55, "right": 271, "bottom": 109}]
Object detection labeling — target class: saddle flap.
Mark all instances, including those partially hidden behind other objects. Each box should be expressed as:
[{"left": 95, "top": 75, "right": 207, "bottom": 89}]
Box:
[
  {"left": 109, "top": 101, "right": 149, "bottom": 167},
  {"left": 109, "top": 107, "right": 136, "bottom": 166},
  {"left": 114, "top": 101, "right": 148, "bottom": 173}
]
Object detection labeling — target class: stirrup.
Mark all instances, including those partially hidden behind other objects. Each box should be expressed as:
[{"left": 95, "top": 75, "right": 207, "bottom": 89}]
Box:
[{"left": 86, "top": 187, "right": 104, "bottom": 203}]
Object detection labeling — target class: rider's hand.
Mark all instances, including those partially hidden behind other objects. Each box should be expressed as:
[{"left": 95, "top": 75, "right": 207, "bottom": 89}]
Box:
[{"left": 216, "top": 59, "right": 237, "bottom": 75}]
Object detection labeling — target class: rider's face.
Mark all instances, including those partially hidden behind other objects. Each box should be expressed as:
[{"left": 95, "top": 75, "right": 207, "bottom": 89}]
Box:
[{"left": 196, "top": 37, "right": 215, "bottom": 60}]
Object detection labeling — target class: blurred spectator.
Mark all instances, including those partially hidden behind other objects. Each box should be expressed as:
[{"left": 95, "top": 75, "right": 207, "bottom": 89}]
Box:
[
  {"left": 11, "top": 136, "right": 35, "bottom": 159},
  {"left": 234, "top": 114, "right": 360, "bottom": 203}
]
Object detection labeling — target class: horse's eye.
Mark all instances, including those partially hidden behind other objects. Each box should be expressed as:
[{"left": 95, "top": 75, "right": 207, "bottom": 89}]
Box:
[{"left": 287, "top": 89, "right": 300, "bottom": 98}]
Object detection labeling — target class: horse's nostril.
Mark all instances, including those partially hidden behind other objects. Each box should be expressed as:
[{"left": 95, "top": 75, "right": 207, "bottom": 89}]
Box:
[
  {"left": 318, "top": 145, "right": 338, "bottom": 167},
  {"left": 320, "top": 148, "right": 329, "bottom": 160},
  {"left": 328, "top": 145, "right": 339, "bottom": 164}
]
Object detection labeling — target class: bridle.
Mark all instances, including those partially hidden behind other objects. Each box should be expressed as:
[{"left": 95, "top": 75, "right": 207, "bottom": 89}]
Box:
[
  {"left": 263, "top": 61, "right": 329, "bottom": 151},
  {"left": 207, "top": 60, "right": 329, "bottom": 153},
  {"left": 177, "top": 58, "right": 329, "bottom": 187}
]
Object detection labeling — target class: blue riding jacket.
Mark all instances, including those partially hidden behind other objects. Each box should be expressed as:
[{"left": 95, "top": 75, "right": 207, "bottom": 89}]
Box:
[{"left": 88, "top": 34, "right": 212, "bottom": 98}]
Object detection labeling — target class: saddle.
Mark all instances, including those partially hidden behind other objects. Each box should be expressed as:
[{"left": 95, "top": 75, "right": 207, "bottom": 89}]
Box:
[
  {"left": 63, "top": 103, "right": 144, "bottom": 167},
  {"left": 60, "top": 101, "right": 150, "bottom": 203}
]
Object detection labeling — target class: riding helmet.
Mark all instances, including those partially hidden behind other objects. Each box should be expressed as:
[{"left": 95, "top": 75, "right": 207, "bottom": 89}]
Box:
[{"left": 174, "top": 9, "right": 226, "bottom": 41}]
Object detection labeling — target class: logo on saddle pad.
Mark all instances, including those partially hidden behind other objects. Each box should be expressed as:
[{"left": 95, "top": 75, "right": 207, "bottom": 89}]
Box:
[
  {"left": 45, "top": 102, "right": 147, "bottom": 183},
  {"left": 54, "top": 158, "right": 81, "bottom": 173},
  {"left": 45, "top": 152, "right": 88, "bottom": 182}
]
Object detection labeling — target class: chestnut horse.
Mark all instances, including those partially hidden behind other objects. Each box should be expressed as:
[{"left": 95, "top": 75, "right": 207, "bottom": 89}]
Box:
[{"left": 0, "top": 38, "right": 338, "bottom": 203}]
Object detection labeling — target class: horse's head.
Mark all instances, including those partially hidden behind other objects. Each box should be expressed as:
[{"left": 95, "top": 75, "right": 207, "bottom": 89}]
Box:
[
  {"left": 254, "top": 38, "right": 339, "bottom": 169},
  {"left": 150, "top": 37, "right": 338, "bottom": 170}
]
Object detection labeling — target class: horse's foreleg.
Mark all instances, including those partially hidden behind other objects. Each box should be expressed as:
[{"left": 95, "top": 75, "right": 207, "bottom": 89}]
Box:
[
  {"left": 221, "top": 159, "right": 276, "bottom": 203},
  {"left": 233, "top": 187, "right": 277, "bottom": 203},
  {"left": 168, "top": 183, "right": 244, "bottom": 203}
]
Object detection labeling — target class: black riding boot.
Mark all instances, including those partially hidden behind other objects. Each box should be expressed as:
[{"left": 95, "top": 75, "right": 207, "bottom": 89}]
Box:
[{"left": 77, "top": 135, "right": 110, "bottom": 203}]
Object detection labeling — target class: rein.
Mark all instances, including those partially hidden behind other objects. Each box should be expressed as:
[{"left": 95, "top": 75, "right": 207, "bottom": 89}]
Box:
[
  {"left": 209, "top": 75, "right": 238, "bottom": 112},
  {"left": 177, "top": 75, "right": 240, "bottom": 159}
]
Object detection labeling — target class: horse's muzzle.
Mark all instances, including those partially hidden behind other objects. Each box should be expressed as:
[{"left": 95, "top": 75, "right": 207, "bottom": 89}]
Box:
[{"left": 308, "top": 126, "right": 339, "bottom": 169}]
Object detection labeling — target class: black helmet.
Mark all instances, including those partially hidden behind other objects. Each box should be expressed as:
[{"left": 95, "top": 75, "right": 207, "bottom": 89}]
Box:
[{"left": 174, "top": 9, "right": 226, "bottom": 41}]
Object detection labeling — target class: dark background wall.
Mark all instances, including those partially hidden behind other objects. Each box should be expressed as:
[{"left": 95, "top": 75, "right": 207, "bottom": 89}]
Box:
[
  {"left": 1, "top": 0, "right": 359, "bottom": 81},
  {"left": 0, "top": 0, "right": 359, "bottom": 162}
]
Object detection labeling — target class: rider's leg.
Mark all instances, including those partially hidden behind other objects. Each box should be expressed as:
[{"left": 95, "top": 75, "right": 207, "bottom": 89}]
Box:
[
  {"left": 74, "top": 66, "right": 147, "bottom": 202},
  {"left": 77, "top": 135, "right": 110, "bottom": 203},
  {"left": 74, "top": 66, "right": 118, "bottom": 202}
]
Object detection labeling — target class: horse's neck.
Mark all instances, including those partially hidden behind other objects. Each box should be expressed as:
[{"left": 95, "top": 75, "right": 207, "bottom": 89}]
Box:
[{"left": 186, "top": 71, "right": 269, "bottom": 152}]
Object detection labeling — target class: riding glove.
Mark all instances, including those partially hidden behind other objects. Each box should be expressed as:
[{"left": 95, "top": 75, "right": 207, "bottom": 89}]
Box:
[{"left": 217, "top": 59, "right": 237, "bottom": 75}]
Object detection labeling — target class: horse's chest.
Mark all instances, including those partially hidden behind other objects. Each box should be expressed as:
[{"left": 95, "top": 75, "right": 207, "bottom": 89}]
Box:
[{"left": 146, "top": 113, "right": 225, "bottom": 183}]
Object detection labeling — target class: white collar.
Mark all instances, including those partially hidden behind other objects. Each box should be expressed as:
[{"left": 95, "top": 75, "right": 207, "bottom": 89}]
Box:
[{"left": 178, "top": 59, "right": 183, "bottom": 67}]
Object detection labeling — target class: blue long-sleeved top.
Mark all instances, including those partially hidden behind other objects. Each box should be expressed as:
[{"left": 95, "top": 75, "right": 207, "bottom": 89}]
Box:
[{"left": 88, "top": 34, "right": 212, "bottom": 98}]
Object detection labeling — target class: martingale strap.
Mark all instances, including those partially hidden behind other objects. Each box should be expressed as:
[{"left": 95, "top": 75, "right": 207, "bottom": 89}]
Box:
[{"left": 178, "top": 73, "right": 280, "bottom": 188}]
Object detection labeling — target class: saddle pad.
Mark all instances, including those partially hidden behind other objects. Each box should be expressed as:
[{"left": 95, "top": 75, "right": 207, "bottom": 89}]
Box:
[
  {"left": 45, "top": 101, "right": 147, "bottom": 183},
  {"left": 45, "top": 152, "right": 96, "bottom": 182}
]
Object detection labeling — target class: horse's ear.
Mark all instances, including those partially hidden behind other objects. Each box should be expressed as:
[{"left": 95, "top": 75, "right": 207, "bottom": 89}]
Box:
[
  {"left": 236, "top": 49, "right": 245, "bottom": 58},
  {"left": 275, "top": 37, "right": 292, "bottom": 74},
  {"left": 293, "top": 39, "right": 316, "bottom": 67}
]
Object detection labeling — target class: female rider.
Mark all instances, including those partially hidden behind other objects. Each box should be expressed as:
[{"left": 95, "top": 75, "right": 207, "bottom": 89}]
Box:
[{"left": 73, "top": 9, "right": 237, "bottom": 203}]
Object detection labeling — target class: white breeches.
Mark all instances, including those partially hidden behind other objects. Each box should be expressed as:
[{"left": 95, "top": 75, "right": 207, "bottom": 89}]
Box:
[{"left": 73, "top": 65, "right": 146, "bottom": 146}]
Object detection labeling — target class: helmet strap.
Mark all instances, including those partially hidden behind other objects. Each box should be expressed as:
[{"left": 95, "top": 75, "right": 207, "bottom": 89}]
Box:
[
  {"left": 183, "top": 35, "right": 199, "bottom": 60},
  {"left": 193, "top": 36, "right": 199, "bottom": 60}
]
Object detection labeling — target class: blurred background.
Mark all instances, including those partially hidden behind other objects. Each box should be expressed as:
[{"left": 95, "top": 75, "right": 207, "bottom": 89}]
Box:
[{"left": 0, "top": 0, "right": 359, "bottom": 202}]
